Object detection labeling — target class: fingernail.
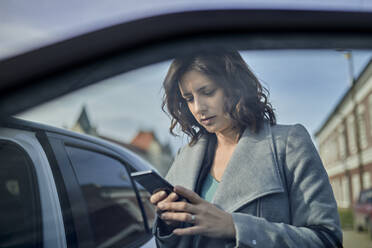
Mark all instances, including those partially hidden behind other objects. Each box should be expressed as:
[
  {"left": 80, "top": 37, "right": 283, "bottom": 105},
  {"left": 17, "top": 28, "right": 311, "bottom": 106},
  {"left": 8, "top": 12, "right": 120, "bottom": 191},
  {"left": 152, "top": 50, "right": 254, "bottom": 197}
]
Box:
[{"left": 158, "top": 203, "right": 164, "bottom": 208}]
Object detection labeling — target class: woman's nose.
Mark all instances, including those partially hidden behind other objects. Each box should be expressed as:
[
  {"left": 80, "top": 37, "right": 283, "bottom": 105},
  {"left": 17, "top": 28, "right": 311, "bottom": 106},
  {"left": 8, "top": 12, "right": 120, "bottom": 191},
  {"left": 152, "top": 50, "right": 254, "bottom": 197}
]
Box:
[{"left": 194, "top": 97, "right": 207, "bottom": 114}]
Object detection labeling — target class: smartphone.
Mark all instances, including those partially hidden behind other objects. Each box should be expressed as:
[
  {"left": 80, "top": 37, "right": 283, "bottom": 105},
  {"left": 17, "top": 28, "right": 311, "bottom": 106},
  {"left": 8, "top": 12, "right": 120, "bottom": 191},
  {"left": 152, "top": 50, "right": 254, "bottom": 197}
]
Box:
[{"left": 131, "top": 170, "right": 175, "bottom": 195}]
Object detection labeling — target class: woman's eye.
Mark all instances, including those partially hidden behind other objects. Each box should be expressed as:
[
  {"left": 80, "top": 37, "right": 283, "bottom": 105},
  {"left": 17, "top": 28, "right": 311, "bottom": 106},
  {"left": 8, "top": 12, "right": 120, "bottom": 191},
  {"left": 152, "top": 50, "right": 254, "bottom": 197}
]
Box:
[
  {"left": 185, "top": 97, "right": 193, "bottom": 102},
  {"left": 204, "top": 89, "right": 215, "bottom": 96}
]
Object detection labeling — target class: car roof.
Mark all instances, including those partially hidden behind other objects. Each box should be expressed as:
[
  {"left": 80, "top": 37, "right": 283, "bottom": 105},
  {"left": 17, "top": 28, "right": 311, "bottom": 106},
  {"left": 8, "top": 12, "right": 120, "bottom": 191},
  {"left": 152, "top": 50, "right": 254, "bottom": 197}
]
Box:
[{"left": 0, "top": 117, "right": 156, "bottom": 172}]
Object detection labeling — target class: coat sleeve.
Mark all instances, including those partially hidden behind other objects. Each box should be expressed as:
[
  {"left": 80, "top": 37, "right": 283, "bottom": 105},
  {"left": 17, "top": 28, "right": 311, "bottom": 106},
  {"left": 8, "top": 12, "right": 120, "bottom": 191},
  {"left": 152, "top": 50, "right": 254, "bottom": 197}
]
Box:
[
  {"left": 152, "top": 217, "right": 182, "bottom": 248},
  {"left": 230, "top": 124, "right": 342, "bottom": 248}
]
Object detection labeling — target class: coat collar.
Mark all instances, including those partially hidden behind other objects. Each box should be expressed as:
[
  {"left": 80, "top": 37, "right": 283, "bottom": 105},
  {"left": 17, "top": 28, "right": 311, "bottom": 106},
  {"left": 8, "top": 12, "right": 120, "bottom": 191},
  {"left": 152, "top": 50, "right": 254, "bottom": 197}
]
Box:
[
  {"left": 212, "top": 124, "right": 284, "bottom": 212},
  {"left": 170, "top": 123, "right": 284, "bottom": 212}
]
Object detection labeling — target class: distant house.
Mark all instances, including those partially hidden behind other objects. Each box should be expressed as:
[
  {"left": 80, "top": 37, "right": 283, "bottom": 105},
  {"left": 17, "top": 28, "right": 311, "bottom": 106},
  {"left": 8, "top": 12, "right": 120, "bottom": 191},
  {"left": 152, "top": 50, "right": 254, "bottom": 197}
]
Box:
[
  {"left": 315, "top": 59, "right": 372, "bottom": 208},
  {"left": 71, "top": 105, "right": 98, "bottom": 136},
  {"left": 71, "top": 106, "right": 173, "bottom": 176},
  {"left": 130, "top": 131, "right": 173, "bottom": 176}
]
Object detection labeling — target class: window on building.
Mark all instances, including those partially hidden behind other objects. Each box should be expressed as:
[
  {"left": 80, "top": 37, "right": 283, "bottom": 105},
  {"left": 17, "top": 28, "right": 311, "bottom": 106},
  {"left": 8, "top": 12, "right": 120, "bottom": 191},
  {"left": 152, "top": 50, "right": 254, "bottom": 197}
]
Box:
[
  {"left": 331, "top": 137, "right": 338, "bottom": 163},
  {"left": 352, "top": 173, "right": 361, "bottom": 201},
  {"left": 363, "top": 172, "right": 371, "bottom": 189},
  {"left": 338, "top": 126, "right": 346, "bottom": 159},
  {"left": 347, "top": 116, "right": 357, "bottom": 155},
  {"left": 341, "top": 176, "right": 350, "bottom": 208},
  {"left": 65, "top": 146, "right": 154, "bottom": 248},
  {"left": 357, "top": 106, "right": 368, "bottom": 149},
  {"left": 0, "top": 141, "right": 41, "bottom": 247}
]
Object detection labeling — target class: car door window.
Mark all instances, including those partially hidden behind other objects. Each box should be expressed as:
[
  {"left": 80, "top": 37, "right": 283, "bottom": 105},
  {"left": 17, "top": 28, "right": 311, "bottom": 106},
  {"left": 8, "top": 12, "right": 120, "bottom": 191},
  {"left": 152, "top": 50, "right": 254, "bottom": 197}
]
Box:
[
  {"left": 65, "top": 145, "right": 152, "bottom": 247},
  {"left": 0, "top": 141, "right": 41, "bottom": 248}
]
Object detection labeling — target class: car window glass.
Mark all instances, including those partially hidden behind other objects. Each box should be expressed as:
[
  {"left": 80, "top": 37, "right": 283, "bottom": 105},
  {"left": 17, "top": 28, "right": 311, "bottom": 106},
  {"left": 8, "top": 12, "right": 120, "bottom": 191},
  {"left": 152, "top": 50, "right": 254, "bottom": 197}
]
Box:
[
  {"left": 65, "top": 145, "right": 154, "bottom": 247},
  {"left": 0, "top": 141, "right": 41, "bottom": 248},
  {"left": 17, "top": 48, "right": 372, "bottom": 220}
]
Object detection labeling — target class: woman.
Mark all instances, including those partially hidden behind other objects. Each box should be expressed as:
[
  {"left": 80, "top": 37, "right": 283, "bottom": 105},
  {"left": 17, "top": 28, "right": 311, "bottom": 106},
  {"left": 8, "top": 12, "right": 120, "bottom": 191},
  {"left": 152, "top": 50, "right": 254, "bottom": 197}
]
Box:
[{"left": 150, "top": 51, "right": 342, "bottom": 247}]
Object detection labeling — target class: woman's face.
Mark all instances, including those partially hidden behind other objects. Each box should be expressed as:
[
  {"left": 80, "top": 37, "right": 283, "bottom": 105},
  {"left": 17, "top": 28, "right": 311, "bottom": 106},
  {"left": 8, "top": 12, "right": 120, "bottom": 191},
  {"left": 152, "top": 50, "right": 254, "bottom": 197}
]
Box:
[{"left": 179, "top": 70, "right": 234, "bottom": 136}]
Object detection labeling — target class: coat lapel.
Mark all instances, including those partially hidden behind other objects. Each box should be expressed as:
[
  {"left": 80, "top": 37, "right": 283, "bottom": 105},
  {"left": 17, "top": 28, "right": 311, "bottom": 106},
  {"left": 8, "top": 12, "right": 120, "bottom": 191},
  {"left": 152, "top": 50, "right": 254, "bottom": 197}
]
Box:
[
  {"left": 212, "top": 123, "right": 284, "bottom": 212},
  {"left": 167, "top": 123, "right": 284, "bottom": 213},
  {"left": 166, "top": 137, "right": 208, "bottom": 191}
]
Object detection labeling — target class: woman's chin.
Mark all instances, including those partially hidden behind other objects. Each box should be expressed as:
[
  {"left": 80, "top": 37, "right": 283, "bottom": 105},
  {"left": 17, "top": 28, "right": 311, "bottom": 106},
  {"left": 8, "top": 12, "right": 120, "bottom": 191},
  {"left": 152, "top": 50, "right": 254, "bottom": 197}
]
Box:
[{"left": 204, "top": 126, "right": 218, "bottom": 134}]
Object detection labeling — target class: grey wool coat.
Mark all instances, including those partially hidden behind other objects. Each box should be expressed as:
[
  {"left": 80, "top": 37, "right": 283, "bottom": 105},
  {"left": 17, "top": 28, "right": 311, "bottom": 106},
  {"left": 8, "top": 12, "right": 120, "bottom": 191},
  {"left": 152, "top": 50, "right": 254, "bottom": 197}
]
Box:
[{"left": 153, "top": 123, "right": 342, "bottom": 248}]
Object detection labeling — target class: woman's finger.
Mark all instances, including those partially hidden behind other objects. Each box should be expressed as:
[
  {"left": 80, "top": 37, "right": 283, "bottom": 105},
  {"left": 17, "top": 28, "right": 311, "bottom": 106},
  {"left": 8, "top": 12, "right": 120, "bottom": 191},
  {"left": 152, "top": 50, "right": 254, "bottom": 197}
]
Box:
[
  {"left": 173, "top": 185, "right": 203, "bottom": 204},
  {"left": 173, "top": 225, "right": 203, "bottom": 236},
  {"left": 155, "top": 192, "right": 181, "bottom": 215},
  {"left": 156, "top": 192, "right": 179, "bottom": 209},
  {"left": 164, "top": 192, "right": 179, "bottom": 202},
  {"left": 160, "top": 212, "right": 196, "bottom": 224},
  {"left": 158, "top": 201, "right": 197, "bottom": 213},
  {"left": 150, "top": 190, "right": 168, "bottom": 204}
]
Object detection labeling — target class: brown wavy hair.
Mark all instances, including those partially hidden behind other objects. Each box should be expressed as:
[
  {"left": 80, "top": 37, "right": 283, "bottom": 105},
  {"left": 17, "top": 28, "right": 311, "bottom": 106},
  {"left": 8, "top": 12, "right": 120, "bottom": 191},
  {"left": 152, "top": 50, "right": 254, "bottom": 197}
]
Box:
[{"left": 162, "top": 50, "right": 276, "bottom": 145}]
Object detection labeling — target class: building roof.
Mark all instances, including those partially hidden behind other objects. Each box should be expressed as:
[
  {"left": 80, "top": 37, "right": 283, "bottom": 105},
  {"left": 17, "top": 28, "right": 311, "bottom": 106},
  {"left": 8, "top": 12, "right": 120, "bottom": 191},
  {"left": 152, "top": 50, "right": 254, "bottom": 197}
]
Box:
[
  {"left": 73, "top": 105, "right": 97, "bottom": 135},
  {"left": 98, "top": 134, "right": 146, "bottom": 156},
  {"left": 315, "top": 58, "right": 372, "bottom": 137},
  {"left": 130, "top": 131, "right": 158, "bottom": 151}
]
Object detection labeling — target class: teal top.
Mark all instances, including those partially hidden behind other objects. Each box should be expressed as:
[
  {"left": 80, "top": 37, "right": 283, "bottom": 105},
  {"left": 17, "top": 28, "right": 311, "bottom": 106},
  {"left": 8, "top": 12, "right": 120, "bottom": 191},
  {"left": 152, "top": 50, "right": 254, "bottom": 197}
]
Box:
[{"left": 200, "top": 173, "right": 220, "bottom": 202}]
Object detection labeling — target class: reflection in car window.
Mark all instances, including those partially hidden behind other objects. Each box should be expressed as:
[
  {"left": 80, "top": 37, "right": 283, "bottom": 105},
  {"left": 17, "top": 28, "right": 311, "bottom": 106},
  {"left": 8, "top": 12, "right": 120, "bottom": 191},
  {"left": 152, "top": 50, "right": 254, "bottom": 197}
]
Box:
[
  {"left": 0, "top": 141, "right": 41, "bottom": 248},
  {"left": 65, "top": 146, "right": 154, "bottom": 247}
]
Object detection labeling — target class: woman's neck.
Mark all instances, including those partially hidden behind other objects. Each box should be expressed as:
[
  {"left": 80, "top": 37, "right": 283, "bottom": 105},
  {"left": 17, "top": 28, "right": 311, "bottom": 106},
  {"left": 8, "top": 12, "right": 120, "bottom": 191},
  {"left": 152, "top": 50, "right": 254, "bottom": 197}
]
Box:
[{"left": 215, "top": 128, "right": 240, "bottom": 147}]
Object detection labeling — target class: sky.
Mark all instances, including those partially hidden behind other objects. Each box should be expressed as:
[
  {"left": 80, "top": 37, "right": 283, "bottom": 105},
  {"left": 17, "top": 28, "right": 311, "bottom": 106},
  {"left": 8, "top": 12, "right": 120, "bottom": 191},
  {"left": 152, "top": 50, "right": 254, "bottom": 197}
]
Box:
[{"left": 17, "top": 49, "right": 372, "bottom": 154}]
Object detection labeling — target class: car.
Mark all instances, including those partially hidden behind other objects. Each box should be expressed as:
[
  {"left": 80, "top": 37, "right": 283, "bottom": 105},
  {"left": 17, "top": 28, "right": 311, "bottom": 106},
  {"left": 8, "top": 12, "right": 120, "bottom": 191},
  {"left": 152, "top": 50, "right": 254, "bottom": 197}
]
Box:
[
  {"left": 353, "top": 188, "right": 372, "bottom": 237},
  {"left": 0, "top": 117, "right": 156, "bottom": 248}
]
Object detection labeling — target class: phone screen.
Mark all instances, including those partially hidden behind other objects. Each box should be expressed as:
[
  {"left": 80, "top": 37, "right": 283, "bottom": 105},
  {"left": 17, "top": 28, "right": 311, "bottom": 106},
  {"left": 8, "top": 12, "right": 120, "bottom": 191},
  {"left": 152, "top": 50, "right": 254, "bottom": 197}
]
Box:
[{"left": 131, "top": 170, "right": 174, "bottom": 194}]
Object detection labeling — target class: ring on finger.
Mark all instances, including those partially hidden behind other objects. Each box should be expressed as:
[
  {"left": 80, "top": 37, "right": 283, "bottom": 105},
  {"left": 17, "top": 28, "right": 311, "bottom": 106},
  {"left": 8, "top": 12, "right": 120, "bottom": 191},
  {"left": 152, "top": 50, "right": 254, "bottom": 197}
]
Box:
[{"left": 190, "top": 214, "right": 196, "bottom": 223}]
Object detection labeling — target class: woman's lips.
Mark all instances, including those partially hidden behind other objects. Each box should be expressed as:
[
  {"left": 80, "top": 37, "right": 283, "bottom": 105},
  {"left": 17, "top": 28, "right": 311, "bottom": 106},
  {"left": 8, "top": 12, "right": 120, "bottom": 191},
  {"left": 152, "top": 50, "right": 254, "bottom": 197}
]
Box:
[{"left": 200, "top": 116, "right": 216, "bottom": 125}]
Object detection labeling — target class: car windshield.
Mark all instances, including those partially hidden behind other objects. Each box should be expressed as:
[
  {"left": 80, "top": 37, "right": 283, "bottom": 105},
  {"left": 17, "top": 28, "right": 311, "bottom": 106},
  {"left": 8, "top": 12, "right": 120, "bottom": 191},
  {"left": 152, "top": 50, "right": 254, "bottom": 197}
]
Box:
[{"left": 17, "top": 48, "right": 372, "bottom": 182}]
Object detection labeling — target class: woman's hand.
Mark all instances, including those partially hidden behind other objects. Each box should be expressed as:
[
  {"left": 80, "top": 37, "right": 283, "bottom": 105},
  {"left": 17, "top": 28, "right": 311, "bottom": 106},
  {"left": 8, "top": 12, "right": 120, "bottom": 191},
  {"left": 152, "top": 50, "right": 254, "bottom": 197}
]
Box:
[
  {"left": 150, "top": 190, "right": 182, "bottom": 227},
  {"left": 157, "top": 185, "right": 236, "bottom": 239}
]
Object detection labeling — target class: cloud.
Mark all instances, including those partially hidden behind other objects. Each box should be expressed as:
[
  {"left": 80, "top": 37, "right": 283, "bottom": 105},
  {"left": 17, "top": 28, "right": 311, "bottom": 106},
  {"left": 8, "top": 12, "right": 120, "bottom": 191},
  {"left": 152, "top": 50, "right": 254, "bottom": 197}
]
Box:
[{"left": 0, "top": 23, "right": 55, "bottom": 59}]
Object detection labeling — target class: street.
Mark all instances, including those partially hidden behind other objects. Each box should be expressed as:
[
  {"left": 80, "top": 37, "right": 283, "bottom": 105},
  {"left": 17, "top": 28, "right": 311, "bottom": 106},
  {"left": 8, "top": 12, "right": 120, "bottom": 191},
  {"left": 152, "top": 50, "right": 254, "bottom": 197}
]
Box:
[{"left": 343, "top": 230, "right": 372, "bottom": 248}]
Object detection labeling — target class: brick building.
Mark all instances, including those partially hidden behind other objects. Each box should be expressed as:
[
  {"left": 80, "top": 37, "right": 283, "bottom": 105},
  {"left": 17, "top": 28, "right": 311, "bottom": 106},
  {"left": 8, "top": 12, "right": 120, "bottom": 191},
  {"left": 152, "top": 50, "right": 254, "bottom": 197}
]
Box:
[
  {"left": 315, "top": 59, "right": 372, "bottom": 209},
  {"left": 130, "top": 131, "right": 173, "bottom": 176}
]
